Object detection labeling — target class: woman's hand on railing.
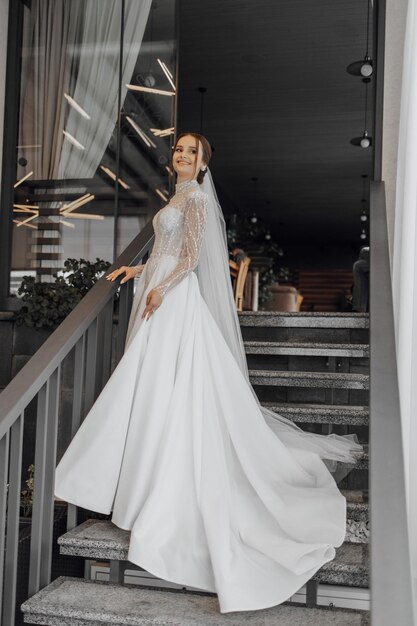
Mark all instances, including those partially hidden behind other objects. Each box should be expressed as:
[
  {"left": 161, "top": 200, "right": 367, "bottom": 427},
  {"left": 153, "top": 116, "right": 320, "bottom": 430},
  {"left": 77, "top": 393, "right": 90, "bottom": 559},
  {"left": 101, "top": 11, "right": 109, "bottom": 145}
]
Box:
[
  {"left": 141, "top": 289, "right": 162, "bottom": 321},
  {"left": 106, "top": 264, "right": 145, "bottom": 284}
]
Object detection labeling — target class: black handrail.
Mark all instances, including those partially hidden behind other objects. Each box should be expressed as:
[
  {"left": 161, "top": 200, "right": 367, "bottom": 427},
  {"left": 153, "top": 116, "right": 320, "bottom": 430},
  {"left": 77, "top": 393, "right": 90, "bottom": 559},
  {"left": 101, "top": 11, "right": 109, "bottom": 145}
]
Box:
[
  {"left": 0, "top": 219, "right": 154, "bottom": 624},
  {"left": 0, "top": 220, "right": 154, "bottom": 440}
]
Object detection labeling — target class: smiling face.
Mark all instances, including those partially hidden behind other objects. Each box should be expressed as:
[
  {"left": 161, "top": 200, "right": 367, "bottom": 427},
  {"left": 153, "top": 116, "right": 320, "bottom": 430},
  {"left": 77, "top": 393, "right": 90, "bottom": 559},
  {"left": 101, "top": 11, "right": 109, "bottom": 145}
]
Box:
[{"left": 172, "top": 135, "right": 206, "bottom": 182}]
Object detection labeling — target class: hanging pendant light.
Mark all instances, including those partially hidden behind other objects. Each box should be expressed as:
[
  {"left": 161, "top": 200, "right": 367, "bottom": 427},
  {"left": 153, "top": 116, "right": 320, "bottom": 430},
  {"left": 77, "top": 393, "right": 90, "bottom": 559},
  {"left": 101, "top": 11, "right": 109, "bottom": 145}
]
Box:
[
  {"left": 347, "top": 56, "right": 373, "bottom": 78},
  {"left": 360, "top": 229, "right": 367, "bottom": 240},
  {"left": 251, "top": 176, "right": 258, "bottom": 218},
  {"left": 350, "top": 80, "right": 372, "bottom": 147},
  {"left": 347, "top": 0, "right": 373, "bottom": 79}
]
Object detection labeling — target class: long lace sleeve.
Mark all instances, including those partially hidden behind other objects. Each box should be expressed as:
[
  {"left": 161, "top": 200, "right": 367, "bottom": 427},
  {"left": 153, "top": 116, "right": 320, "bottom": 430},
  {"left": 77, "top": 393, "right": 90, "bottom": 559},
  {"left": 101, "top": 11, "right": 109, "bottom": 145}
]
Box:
[{"left": 153, "top": 191, "right": 208, "bottom": 299}]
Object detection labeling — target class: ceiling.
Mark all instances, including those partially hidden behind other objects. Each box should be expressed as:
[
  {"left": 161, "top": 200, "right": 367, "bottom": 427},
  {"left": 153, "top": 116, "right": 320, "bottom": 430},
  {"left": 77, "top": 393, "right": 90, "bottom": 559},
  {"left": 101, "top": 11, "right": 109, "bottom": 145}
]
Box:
[{"left": 177, "top": 0, "right": 374, "bottom": 245}]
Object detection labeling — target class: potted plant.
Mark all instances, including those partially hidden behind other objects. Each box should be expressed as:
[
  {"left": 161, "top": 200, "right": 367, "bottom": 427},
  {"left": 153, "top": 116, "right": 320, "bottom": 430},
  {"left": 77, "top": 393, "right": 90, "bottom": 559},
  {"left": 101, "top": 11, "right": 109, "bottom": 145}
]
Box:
[{"left": 16, "top": 257, "right": 111, "bottom": 330}]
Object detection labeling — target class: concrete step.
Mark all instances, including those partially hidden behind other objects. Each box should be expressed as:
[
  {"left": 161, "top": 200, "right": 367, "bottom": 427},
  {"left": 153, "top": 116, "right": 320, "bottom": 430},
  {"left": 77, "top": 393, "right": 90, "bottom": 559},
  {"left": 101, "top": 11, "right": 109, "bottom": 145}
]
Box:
[
  {"left": 313, "top": 543, "right": 368, "bottom": 587},
  {"left": 239, "top": 312, "right": 369, "bottom": 329},
  {"left": 250, "top": 370, "right": 369, "bottom": 390},
  {"left": 344, "top": 491, "right": 369, "bottom": 545},
  {"left": 59, "top": 520, "right": 130, "bottom": 561},
  {"left": 350, "top": 451, "right": 368, "bottom": 470},
  {"left": 21, "top": 576, "right": 369, "bottom": 625},
  {"left": 245, "top": 341, "right": 369, "bottom": 358},
  {"left": 262, "top": 403, "right": 369, "bottom": 425},
  {"left": 58, "top": 491, "right": 369, "bottom": 561}
]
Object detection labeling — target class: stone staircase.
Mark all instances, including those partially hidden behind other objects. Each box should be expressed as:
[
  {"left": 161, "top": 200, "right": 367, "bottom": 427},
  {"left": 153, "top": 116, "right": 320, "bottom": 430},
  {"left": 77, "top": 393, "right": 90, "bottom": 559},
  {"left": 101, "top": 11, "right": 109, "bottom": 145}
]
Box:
[{"left": 21, "top": 312, "right": 369, "bottom": 625}]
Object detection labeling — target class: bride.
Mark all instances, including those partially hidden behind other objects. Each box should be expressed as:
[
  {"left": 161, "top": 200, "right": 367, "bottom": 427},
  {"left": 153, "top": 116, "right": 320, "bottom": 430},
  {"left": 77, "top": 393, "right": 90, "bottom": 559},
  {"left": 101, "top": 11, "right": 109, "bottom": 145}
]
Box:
[{"left": 54, "top": 132, "right": 363, "bottom": 614}]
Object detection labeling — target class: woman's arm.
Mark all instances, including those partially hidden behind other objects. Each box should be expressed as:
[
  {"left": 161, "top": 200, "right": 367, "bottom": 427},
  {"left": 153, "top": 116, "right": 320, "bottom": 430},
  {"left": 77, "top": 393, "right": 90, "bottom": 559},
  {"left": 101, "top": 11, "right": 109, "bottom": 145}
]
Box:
[
  {"left": 153, "top": 191, "right": 208, "bottom": 299},
  {"left": 106, "top": 264, "right": 145, "bottom": 283}
]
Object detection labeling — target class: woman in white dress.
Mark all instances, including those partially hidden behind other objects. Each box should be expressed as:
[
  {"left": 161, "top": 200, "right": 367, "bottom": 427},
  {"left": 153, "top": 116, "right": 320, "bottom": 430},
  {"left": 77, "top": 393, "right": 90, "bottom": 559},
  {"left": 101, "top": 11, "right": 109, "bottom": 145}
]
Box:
[{"left": 55, "top": 132, "right": 363, "bottom": 614}]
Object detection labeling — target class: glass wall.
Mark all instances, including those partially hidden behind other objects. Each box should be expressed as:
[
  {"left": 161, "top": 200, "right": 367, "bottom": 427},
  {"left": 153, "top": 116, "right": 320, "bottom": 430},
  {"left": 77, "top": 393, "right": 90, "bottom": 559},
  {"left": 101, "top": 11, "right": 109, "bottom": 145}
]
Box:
[{"left": 9, "top": 0, "right": 177, "bottom": 294}]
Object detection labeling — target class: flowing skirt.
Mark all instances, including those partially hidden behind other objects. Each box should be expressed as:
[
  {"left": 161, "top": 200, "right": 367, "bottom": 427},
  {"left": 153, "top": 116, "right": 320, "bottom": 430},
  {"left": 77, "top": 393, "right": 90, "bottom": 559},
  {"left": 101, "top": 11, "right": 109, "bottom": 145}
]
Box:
[{"left": 55, "top": 254, "right": 358, "bottom": 613}]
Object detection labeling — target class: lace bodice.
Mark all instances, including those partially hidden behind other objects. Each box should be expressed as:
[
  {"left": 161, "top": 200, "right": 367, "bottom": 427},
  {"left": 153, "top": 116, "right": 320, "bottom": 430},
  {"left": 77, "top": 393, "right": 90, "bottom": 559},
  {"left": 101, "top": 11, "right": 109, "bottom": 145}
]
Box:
[{"left": 147, "top": 179, "right": 209, "bottom": 299}]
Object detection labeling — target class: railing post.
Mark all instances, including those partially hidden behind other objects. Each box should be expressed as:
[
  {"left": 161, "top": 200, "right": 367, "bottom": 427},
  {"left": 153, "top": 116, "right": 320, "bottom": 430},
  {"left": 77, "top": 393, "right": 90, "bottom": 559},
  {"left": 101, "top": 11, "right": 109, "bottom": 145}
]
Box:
[
  {"left": 116, "top": 279, "right": 134, "bottom": 363},
  {"left": 28, "top": 383, "right": 48, "bottom": 595},
  {"left": 101, "top": 297, "right": 114, "bottom": 387},
  {"left": 28, "top": 366, "right": 61, "bottom": 597},
  {"left": 40, "top": 366, "right": 61, "bottom": 588},
  {"left": 2, "top": 413, "right": 24, "bottom": 626},
  {"left": 84, "top": 318, "right": 98, "bottom": 416},
  {"left": 95, "top": 307, "right": 106, "bottom": 396},
  {"left": 66, "top": 333, "right": 86, "bottom": 531},
  {"left": 0, "top": 221, "right": 155, "bottom": 618},
  {"left": 0, "top": 431, "right": 10, "bottom": 619}
]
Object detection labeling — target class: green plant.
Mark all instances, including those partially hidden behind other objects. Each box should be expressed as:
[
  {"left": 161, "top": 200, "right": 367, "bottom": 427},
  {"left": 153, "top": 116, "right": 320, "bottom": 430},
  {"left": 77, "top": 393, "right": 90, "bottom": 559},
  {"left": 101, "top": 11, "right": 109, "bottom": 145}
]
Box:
[
  {"left": 20, "top": 464, "right": 35, "bottom": 518},
  {"left": 226, "top": 214, "right": 289, "bottom": 306},
  {"left": 16, "top": 257, "right": 111, "bottom": 329}
]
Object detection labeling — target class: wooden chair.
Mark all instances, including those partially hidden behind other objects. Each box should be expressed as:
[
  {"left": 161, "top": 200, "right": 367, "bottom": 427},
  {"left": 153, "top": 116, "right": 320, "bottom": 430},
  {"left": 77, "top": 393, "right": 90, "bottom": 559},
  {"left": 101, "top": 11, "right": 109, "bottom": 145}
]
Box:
[{"left": 229, "top": 256, "right": 251, "bottom": 311}]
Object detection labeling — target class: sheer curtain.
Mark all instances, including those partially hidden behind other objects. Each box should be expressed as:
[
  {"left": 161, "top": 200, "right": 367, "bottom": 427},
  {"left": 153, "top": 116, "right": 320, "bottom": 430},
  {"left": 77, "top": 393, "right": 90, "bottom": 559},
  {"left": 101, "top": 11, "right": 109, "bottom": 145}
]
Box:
[
  {"left": 58, "top": 0, "right": 152, "bottom": 179},
  {"left": 16, "top": 0, "right": 151, "bottom": 275},
  {"left": 392, "top": 0, "right": 417, "bottom": 606},
  {"left": 19, "top": 0, "right": 152, "bottom": 179},
  {"left": 19, "top": 0, "right": 81, "bottom": 180}
]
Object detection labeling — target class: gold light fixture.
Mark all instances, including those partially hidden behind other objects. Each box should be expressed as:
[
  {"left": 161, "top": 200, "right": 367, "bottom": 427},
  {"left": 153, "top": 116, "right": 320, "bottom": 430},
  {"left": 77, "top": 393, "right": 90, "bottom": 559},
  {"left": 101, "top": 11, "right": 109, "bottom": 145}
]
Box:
[
  {"left": 15, "top": 211, "right": 39, "bottom": 227},
  {"left": 99, "top": 165, "right": 130, "bottom": 189},
  {"left": 13, "top": 218, "right": 37, "bottom": 229},
  {"left": 14, "top": 171, "right": 34, "bottom": 188},
  {"left": 157, "top": 58, "right": 176, "bottom": 91},
  {"left": 61, "top": 212, "right": 103, "bottom": 220},
  {"left": 13, "top": 203, "right": 39, "bottom": 210},
  {"left": 125, "top": 116, "right": 157, "bottom": 148},
  {"left": 61, "top": 194, "right": 96, "bottom": 216},
  {"left": 64, "top": 93, "right": 91, "bottom": 120},
  {"left": 59, "top": 219, "right": 76, "bottom": 228},
  {"left": 150, "top": 127, "right": 175, "bottom": 137},
  {"left": 155, "top": 188, "right": 168, "bottom": 202},
  {"left": 63, "top": 130, "right": 85, "bottom": 151},
  {"left": 126, "top": 84, "right": 175, "bottom": 97}
]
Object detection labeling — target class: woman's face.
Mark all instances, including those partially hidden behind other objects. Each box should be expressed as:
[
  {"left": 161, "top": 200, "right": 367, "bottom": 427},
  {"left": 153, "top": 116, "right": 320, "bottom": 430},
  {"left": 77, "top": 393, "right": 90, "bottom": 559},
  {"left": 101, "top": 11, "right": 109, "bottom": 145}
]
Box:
[{"left": 172, "top": 135, "right": 205, "bottom": 180}]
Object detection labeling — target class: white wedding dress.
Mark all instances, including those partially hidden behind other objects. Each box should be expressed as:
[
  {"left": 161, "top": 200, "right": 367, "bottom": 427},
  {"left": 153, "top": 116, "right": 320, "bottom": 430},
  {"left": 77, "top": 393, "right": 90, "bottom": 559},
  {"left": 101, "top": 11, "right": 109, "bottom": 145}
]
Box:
[{"left": 55, "top": 178, "right": 363, "bottom": 613}]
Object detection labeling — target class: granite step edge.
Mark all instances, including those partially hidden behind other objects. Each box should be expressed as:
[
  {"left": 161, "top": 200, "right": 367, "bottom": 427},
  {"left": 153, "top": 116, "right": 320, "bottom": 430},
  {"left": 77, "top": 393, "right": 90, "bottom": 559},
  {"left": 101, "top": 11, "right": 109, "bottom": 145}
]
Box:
[
  {"left": 250, "top": 370, "right": 369, "bottom": 389},
  {"left": 245, "top": 341, "right": 369, "bottom": 356},
  {"left": 21, "top": 577, "right": 369, "bottom": 626},
  {"left": 59, "top": 509, "right": 369, "bottom": 564},
  {"left": 262, "top": 403, "right": 369, "bottom": 425},
  {"left": 313, "top": 544, "right": 369, "bottom": 586},
  {"left": 238, "top": 312, "right": 369, "bottom": 329}
]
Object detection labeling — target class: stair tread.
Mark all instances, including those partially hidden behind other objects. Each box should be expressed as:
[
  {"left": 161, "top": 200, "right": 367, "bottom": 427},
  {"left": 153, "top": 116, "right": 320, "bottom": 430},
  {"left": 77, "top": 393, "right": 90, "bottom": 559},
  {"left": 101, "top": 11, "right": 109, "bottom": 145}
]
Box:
[
  {"left": 245, "top": 341, "right": 369, "bottom": 356},
  {"left": 250, "top": 370, "right": 368, "bottom": 378},
  {"left": 21, "top": 576, "right": 368, "bottom": 625},
  {"left": 263, "top": 403, "right": 369, "bottom": 425},
  {"left": 239, "top": 312, "right": 369, "bottom": 329},
  {"left": 59, "top": 519, "right": 130, "bottom": 558},
  {"left": 59, "top": 506, "right": 369, "bottom": 562},
  {"left": 314, "top": 544, "right": 368, "bottom": 586},
  {"left": 245, "top": 341, "right": 369, "bottom": 349},
  {"left": 263, "top": 402, "right": 369, "bottom": 414},
  {"left": 250, "top": 370, "right": 369, "bottom": 389}
]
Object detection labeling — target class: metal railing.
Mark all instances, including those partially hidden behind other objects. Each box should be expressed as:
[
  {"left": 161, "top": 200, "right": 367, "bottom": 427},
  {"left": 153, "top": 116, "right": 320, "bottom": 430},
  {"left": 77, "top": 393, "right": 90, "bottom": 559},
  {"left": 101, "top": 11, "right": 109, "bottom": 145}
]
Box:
[
  {"left": 369, "top": 180, "right": 414, "bottom": 625},
  {"left": 0, "top": 182, "right": 415, "bottom": 625},
  {"left": 0, "top": 220, "right": 154, "bottom": 626}
]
